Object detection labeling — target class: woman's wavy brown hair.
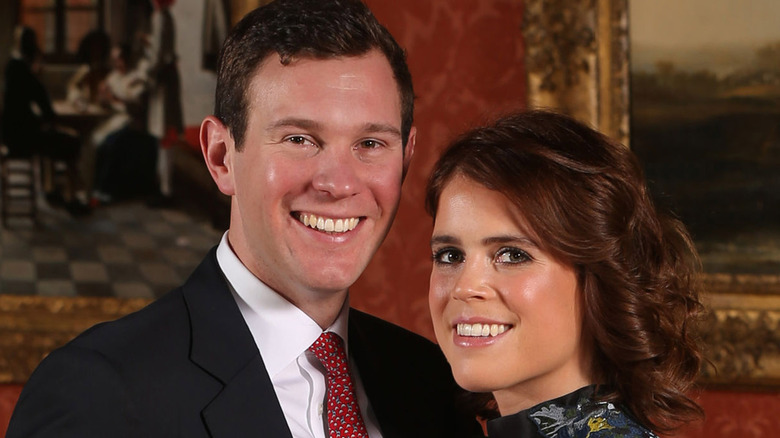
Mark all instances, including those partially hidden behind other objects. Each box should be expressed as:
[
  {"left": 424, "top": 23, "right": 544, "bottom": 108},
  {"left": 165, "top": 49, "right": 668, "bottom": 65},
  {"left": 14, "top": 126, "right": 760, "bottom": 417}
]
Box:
[{"left": 425, "top": 110, "right": 704, "bottom": 433}]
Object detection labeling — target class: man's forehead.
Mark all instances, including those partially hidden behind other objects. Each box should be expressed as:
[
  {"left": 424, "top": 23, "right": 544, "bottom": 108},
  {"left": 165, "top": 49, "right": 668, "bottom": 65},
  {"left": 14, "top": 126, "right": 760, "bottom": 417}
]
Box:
[
  {"left": 334, "top": 73, "right": 362, "bottom": 91},
  {"left": 254, "top": 49, "right": 391, "bottom": 75},
  {"left": 248, "top": 50, "right": 399, "bottom": 100}
]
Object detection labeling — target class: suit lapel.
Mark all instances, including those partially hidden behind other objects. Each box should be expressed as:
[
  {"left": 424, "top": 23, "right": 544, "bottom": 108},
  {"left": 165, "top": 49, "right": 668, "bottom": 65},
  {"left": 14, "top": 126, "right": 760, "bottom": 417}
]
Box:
[
  {"left": 183, "top": 249, "right": 293, "bottom": 438},
  {"left": 201, "top": 355, "right": 293, "bottom": 437}
]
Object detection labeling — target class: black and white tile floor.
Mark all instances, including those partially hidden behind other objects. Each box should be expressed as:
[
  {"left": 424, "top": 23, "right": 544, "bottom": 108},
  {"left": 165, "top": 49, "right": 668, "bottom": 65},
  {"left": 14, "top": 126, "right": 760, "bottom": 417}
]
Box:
[{"left": 0, "top": 200, "right": 222, "bottom": 298}]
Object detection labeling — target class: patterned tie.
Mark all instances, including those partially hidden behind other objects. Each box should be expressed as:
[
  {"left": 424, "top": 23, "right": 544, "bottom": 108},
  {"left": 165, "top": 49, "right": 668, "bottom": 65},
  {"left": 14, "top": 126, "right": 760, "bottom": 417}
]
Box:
[{"left": 308, "top": 332, "right": 369, "bottom": 438}]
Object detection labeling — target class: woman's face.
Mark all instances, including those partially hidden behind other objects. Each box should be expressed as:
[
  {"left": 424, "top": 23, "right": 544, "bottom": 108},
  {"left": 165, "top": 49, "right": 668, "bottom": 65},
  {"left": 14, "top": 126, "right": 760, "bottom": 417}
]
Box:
[{"left": 429, "top": 175, "right": 591, "bottom": 415}]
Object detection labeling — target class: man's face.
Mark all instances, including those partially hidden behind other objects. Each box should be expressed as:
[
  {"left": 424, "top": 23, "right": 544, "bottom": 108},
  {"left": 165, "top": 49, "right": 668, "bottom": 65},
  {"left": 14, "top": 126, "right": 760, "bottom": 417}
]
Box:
[{"left": 225, "top": 50, "right": 414, "bottom": 302}]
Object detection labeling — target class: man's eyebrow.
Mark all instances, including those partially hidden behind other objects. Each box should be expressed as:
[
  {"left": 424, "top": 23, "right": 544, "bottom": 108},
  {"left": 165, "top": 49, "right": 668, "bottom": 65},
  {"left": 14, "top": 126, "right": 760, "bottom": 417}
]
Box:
[
  {"left": 267, "top": 118, "right": 322, "bottom": 132},
  {"left": 362, "top": 123, "right": 402, "bottom": 139},
  {"left": 266, "top": 119, "right": 401, "bottom": 139}
]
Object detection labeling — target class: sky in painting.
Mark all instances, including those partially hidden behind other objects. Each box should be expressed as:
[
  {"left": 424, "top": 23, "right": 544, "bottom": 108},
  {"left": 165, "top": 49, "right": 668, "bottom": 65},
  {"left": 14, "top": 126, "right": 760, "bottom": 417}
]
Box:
[
  {"left": 630, "top": 0, "right": 780, "bottom": 74},
  {"left": 630, "top": 0, "right": 780, "bottom": 48}
]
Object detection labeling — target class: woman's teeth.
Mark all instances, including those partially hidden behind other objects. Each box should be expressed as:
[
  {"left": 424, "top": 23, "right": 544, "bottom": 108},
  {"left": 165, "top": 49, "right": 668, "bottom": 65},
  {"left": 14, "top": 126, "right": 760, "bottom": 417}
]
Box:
[
  {"left": 456, "top": 323, "right": 509, "bottom": 337},
  {"left": 299, "top": 213, "right": 359, "bottom": 233}
]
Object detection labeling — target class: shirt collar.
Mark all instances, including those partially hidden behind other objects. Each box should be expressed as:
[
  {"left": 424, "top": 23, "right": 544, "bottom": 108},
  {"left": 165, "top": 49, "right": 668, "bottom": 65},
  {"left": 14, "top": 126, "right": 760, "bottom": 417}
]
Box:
[{"left": 215, "top": 232, "right": 350, "bottom": 377}]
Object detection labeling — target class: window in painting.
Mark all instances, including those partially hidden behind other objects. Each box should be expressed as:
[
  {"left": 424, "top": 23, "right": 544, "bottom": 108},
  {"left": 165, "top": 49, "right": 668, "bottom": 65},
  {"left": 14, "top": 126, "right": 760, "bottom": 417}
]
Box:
[{"left": 19, "top": 0, "right": 104, "bottom": 63}]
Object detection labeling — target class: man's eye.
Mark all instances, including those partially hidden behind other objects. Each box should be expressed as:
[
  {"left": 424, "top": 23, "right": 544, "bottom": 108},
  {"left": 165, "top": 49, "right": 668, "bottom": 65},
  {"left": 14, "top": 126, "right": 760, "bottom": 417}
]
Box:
[
  {"left": 285, "top": 136, "right": 312, "bottom": 145},
  {"left": 359, "top": 139, "right": 381, "bottom": 149},
  {"left": 495, "top": 248, "right": 531, "bottom": 264},
  {"left": 432, "top": 248, "right": 464, "bottom": 265}
]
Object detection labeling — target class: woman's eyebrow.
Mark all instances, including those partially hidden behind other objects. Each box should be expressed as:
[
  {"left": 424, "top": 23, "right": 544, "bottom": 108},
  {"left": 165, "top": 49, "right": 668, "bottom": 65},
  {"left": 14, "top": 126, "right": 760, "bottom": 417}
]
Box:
[
  {"left": 482, "top": 235, "right": 538, "bottom": 248},
  {"left": 430, "top": 235, "right": 460, "bottom": 247}
]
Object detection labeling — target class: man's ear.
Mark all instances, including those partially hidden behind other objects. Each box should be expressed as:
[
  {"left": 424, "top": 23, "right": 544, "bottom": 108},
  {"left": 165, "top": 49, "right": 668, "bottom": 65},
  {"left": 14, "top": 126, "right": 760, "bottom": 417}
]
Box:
[
  {"left": 200, "top": 115, "right": 236, "bottom": 196},
  {"left": 402, "top": 126, "right": 416, "bottom": 181}
]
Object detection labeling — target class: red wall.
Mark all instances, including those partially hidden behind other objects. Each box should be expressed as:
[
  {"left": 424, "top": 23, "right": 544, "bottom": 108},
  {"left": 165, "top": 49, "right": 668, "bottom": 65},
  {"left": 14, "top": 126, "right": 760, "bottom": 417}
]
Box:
[
  {"left": 1, "top": 385, "right": 22, "bottom": 437},
  {"left": 671, "top": 390, "right": 780, "bottom": 438}
]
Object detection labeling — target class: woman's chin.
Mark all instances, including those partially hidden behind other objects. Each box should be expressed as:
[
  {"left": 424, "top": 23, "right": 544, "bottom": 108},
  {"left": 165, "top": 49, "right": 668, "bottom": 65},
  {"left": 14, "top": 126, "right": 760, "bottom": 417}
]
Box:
[{"left": 452, "top": 372, "right": 498, "bottom": 394}]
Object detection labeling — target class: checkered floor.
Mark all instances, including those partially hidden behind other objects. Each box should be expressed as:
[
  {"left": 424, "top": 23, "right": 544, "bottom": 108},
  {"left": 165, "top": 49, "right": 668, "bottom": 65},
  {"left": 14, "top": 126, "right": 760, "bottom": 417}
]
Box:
[{"left": 0, "top": 200, "right": 222, "bottom": 298}]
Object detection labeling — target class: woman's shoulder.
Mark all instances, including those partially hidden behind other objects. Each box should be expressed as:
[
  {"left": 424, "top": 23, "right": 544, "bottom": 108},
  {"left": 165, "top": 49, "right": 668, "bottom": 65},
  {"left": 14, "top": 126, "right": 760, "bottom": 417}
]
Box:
[{"left": 527, "top": 386, "right": 658, "bottom": 438}]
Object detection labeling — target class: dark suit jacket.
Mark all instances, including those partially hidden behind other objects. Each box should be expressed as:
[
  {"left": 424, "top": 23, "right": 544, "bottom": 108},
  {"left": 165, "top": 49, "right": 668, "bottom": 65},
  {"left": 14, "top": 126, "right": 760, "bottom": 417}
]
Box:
[{"left": 7, "top": 248, "right": 483, "bottom": 437}]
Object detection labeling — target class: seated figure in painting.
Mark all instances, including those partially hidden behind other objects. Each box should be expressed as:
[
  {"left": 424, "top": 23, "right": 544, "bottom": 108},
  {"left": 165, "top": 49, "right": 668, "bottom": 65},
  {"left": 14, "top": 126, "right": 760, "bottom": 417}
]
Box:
[
  {"left": 1, "top": 26, "right": 89, "bottom": 216},
  {"left": 66, "top": 29, "right": 112, "bottom": 110},
  {"left": 91, "top": 44, "right": 158, "bottom": 205}
]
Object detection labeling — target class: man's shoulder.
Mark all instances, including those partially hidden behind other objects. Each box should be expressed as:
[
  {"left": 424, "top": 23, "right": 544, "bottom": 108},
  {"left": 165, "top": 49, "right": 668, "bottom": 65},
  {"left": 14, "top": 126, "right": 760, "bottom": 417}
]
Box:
[
  {"left": 66, "top": 287, "right": 189, "bottom": 358},
  {"left": 7, "top": 286, "right": 225, "bottom": 438},
  {"left": 67, "top": 247, "right": 221, "bottom": 355}
]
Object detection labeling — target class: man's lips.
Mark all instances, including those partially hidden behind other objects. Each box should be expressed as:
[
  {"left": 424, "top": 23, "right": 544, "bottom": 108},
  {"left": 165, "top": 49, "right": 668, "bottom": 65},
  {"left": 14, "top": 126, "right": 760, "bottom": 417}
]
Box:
[{"left": 294, "top": 212, "right": 361, "bottom": 233}]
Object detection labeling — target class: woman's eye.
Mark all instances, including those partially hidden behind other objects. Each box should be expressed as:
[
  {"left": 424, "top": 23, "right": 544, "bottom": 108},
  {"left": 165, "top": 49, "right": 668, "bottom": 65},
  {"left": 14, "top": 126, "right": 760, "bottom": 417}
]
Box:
[
  {"left": 432, "top": 248, "right": 464, "bottom": 265},
  {"left": 495, "top": 248, "right": 530, "bottom": 264}
]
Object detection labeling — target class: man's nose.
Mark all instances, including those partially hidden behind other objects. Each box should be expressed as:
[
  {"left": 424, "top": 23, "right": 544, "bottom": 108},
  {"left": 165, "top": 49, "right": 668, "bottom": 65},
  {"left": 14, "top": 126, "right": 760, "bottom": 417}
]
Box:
[{"left": 312, "top": 147, "right": 362, "bottom": 198}]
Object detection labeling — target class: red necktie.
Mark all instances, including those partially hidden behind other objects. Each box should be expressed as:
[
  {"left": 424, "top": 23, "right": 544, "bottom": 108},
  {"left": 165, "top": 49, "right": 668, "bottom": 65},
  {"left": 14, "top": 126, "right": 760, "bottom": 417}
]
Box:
[{"left": 308, "top": 332, "right": 369, "bottom": 438}]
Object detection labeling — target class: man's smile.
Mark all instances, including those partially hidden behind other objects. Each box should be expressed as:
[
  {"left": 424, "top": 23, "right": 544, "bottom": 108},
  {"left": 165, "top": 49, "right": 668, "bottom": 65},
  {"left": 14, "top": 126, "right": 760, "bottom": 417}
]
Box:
[{"left": 295, "top": 212, "right": 361, "bottom": 233}]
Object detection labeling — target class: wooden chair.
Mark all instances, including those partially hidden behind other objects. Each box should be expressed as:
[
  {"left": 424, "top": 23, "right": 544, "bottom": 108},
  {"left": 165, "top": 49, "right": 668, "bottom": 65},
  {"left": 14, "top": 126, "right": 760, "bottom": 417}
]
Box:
[
  {"left": 0, "top": 145, "right": 39, "bottom": 227},
  {"left": 41, "top": 155, "right": 71, "bottom": 201}
]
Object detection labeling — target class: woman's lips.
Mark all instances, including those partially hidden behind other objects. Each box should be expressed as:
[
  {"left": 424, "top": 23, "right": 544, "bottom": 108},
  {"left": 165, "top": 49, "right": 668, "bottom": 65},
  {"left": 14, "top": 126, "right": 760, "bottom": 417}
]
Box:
[
  {"left": 449, "top": 321, "right": 514, "bottom": 347},
  {"left": 456, "top": 322, "right": 510, "bottom": 337}
]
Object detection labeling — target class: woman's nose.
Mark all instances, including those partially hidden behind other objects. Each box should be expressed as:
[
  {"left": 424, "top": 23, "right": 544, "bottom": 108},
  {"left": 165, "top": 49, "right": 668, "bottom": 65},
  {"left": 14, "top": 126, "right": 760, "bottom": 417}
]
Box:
[{"left": 451, "top": 262, "right": 492, "bottom": 301}]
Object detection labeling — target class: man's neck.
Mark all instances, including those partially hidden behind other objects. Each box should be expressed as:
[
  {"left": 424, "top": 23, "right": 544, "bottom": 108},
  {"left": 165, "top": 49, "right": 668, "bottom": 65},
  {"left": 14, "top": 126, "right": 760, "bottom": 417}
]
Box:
[
  {"left": 275, "top": 287, "right": 349, "bottom": 330},
  {"left": 224, "top": 233, "right": 349, "bottom": 329}
]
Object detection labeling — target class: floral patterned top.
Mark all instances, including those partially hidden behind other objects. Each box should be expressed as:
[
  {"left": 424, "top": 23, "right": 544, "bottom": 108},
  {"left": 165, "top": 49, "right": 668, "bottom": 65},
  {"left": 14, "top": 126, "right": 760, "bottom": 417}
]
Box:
[{"left": 486, "top": 385, "right": 658, "bottom": 438}]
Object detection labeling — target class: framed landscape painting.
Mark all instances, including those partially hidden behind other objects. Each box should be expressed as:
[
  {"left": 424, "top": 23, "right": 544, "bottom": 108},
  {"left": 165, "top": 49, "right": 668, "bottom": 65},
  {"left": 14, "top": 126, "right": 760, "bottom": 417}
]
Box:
[
  {"left": 630, "top": 0, "right": 780, "bottom": 280},
  {"left": 629, "top": 0, "right": 780, "bottom": 389}
]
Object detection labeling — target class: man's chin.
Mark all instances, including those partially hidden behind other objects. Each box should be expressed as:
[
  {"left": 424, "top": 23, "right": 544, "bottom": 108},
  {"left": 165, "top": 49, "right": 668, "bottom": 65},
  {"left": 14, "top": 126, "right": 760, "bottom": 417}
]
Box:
[{"left": 305, "top": 272, "right": 362, "bottom": 295}]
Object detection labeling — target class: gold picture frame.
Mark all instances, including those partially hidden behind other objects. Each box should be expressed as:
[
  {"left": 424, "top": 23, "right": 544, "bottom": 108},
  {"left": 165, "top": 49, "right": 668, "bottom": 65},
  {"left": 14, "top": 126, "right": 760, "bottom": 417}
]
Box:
[
  {"left": 523, "top": 0, "right": 780, "bottom": 389},
  {"left": 0, "top": 295, "right": 151, "bottom": 383}
]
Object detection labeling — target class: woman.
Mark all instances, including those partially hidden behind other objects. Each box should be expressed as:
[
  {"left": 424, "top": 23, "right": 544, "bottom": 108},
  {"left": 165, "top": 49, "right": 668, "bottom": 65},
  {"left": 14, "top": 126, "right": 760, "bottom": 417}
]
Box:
[{"left": 426, "top": 110, "right": 703, "bottom": 437}]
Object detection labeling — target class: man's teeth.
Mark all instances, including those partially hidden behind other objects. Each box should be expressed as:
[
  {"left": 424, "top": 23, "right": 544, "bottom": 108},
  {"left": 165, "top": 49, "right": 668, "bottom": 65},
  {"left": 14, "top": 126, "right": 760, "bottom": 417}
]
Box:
[
  {"left": 456, "top": 323, "right": 509, "bottom": 337},
  {"left": 300, "top": 213, "right": 359, "bottom": 233}
]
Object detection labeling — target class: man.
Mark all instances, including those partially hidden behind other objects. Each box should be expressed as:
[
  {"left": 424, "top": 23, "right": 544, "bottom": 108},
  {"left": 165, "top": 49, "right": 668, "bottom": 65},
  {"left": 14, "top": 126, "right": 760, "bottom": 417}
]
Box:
[{"left": 7, "top": 1, "right": 484, "bottom": 437}]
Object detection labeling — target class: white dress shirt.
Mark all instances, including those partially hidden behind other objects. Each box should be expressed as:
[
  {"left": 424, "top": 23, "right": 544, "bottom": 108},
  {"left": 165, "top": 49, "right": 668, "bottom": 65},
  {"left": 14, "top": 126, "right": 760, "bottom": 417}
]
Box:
[{"left": 216, "top": 233, "right": 383, "bottom": 437}]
